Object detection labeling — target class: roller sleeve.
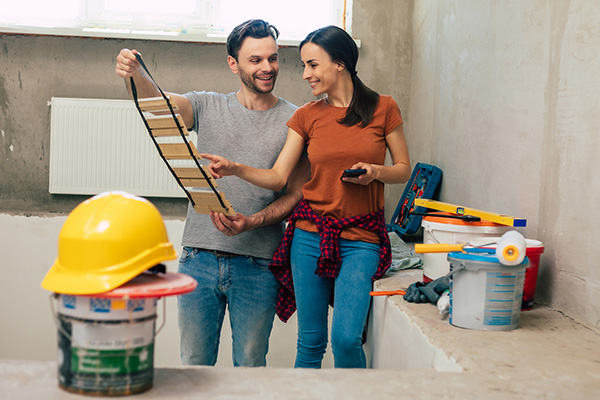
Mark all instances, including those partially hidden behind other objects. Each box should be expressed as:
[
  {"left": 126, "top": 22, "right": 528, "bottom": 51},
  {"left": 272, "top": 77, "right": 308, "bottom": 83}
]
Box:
[{"left": 495, "top": 230, "right": 526, "bottom": 265}]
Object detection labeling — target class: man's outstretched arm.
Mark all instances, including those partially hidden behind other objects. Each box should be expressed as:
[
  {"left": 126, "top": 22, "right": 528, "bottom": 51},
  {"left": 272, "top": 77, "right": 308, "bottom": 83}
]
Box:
[{"left": 115, "top": 48, "right": 194, "bottom": 129}]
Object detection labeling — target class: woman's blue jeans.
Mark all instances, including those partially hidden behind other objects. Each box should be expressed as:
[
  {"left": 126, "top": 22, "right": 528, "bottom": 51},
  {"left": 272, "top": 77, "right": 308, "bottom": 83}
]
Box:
[
  {"left": 290, "top": 228, "right": 380, "bottom": 368},
  {"left": 177, "top": 247, "right": 279, "bottom": 366}
]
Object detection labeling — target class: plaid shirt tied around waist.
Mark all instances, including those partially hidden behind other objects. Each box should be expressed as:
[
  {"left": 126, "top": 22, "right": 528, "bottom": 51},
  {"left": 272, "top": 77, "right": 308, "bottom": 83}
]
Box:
[{"left": 268, "top": 199, "right": 392, "bottom": 322}]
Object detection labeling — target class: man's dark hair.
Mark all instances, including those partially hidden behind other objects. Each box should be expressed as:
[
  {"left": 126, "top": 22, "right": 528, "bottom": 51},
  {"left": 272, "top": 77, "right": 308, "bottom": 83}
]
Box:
[{"left": 226, "top": 19, "right": 280, "bottom": 61}]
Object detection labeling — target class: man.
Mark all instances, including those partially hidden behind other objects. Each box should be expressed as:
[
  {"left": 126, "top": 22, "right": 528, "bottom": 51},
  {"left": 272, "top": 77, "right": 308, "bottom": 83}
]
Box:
[{"left": 115, "top": 19, "right": 308, "bottom": 367}]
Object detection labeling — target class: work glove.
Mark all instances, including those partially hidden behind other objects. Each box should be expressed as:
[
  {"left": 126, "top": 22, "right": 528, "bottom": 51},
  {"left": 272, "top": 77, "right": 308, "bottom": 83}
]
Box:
[
  {"left": 403, "top": 281, "right": 429, "bottom": 303},
  {"left": 403, "top": 275, "right": 450, "bottom": 304},
  {"left": 419, "top": 275, "right": 450, "bottom": 303}
]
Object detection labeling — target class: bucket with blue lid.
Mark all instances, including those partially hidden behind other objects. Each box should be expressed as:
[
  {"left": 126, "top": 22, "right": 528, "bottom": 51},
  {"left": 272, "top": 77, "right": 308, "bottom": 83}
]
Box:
[{"left": 448, "top": 248, "right": 528, "bottom": 331}]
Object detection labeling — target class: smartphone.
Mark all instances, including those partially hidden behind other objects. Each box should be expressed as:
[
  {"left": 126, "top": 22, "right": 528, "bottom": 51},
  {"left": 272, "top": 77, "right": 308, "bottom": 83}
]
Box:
[{"left": 341, "top": 168, "right": 367, "bottom": 179}]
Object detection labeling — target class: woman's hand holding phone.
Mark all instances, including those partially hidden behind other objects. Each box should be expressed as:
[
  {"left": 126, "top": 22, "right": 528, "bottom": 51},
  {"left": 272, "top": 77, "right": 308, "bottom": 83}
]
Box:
[
  {"left": 341, "top": 168, "right": 367, "bottom": 178},
  {"left": 341, "top": 166, "right": 374, "bottom": 185}
]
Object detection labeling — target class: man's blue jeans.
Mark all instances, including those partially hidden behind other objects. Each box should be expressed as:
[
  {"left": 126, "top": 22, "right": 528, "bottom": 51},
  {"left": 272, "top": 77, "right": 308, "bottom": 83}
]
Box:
[
  {"left": 177, "top": 247, "right": 279, "bottom": 366},
  {"left": 290, "top": 228, "right": 380, "bottom": 368}
]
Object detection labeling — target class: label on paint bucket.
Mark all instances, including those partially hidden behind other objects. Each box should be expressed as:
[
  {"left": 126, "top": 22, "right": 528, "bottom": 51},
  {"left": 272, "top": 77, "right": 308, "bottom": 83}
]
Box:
[
  {"left": 58, "top": 294, "right": 157, "bottom": 320},
  {"left": 483, "top": 271, "right": 525, "bottom": 326},
  {"left": 70, "top": 320, "right": 154, "bottom": 374}
]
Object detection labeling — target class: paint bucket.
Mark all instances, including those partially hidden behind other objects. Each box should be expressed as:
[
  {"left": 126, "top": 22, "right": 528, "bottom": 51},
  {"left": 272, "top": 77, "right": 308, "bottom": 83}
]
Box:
[
  {"left": 522, "top": 242, "right": 544, "bottom": 310},
  {"left": 421, "top": 214, "right": 511, "bottom": 282},
  {"left": 448, "top": 250, "right": 528, "bottom": 331},
  {"left": 50, "top": 272, "right": 197, "bottom": 396},
  {"left": 56, "top": 295, "right": 157, "bottom": 395},
  {"left": 471, "top": 238, "right": 544, "bottom": 310}
]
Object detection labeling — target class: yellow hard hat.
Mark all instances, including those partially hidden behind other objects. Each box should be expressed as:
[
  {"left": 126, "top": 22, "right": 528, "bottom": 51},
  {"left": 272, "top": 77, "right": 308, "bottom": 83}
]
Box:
[{"left": 41, "top": 191, "right": 177, "bottom": 295}]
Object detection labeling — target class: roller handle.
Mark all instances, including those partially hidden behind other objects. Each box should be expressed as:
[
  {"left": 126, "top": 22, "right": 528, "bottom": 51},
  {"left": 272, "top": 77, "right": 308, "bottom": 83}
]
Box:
[
  {"left": 414, "top": 243, "right": 466, "bottom": 254},
  {"left": 370, "top": 290, "right": 406, "bottom": 296}
]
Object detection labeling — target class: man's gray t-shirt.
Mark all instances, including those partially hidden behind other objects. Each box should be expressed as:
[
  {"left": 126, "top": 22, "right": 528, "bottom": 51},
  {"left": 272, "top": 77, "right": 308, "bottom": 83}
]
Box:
[{"left": 181, "top": 91, "right": 297, "bottom": 259}]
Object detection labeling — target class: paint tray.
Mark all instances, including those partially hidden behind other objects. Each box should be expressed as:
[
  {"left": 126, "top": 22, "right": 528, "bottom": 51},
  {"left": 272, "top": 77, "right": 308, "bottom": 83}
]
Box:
[{"left": 387, "top": 162, "right": 443, "bottom": 238}]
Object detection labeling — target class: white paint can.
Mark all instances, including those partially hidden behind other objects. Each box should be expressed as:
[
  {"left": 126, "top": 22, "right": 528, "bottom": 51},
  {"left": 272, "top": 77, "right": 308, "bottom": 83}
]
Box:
[
  {"left": 421, "top": 214, "right": 511, "bottom": 282},
  {"left": 448, "top": 250, "right": 528, "bottom": 331}
]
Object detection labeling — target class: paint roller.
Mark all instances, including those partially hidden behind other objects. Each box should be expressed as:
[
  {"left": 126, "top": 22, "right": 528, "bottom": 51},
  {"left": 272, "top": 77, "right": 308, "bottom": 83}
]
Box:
[
  {"left": 494, "top": 230, "right": 527, "bottom": 265},
  {"left": 414, "top": 230, "right": 527, "bottom": 266}
]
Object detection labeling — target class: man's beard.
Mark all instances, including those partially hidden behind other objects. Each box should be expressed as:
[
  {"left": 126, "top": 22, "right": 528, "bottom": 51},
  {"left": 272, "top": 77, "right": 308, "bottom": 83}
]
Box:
[{"left": 239, "top": 68, "right": 277, "bottom": 94}]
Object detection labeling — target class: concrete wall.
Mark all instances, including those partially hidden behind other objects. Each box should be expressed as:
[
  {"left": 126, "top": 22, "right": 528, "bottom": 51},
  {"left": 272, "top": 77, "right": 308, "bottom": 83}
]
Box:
[
  {"left": 0, "top": 214, "right": 309, "bottom": 368},
  {"left": 408, "top": 0, "right": 600, "bottom": 327},
  {"left": 352, "top": 0, "right": 414, "bottom": 216},
  {"left": 0, "top": 32, "right": 311, "bottom": 216}
]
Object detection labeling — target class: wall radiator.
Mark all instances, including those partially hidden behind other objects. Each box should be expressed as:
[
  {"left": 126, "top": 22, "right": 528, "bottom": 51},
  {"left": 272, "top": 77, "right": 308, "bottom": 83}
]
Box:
[{"left": 49, "top": 97, "right": 186, "bottom": 198}]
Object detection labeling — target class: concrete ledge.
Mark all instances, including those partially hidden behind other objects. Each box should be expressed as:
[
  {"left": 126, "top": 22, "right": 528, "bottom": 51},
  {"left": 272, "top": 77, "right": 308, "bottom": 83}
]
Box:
[
  {"left": 1, "top": 270, "right": 599, "bottom": 399},
  {"left": 368, "top": 269, "right": 600, "bottom": 390},
  {"left": 1, "top": 357, "right": 598, "bottom": 399}
]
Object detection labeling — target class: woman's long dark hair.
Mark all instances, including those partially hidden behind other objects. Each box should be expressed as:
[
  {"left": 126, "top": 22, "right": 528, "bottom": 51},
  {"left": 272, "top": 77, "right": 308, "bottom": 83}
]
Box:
[{"left": 300, "top": 25, "right": 380, "bottom": 127}]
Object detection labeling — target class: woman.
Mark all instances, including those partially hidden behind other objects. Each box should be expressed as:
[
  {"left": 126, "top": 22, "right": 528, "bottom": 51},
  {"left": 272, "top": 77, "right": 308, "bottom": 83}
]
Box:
[{"left": 202, "top": 25, "right": 411, "bottom": 368}]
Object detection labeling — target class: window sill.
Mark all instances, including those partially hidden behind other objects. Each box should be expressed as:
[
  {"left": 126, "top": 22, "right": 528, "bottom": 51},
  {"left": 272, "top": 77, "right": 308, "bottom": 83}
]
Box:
[{"left": 0, "top": 25, "right": 361, "bottom": 47}]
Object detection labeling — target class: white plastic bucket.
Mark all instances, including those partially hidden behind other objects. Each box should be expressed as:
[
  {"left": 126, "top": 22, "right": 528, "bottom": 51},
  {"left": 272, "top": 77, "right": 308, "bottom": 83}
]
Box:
[
  {"left": 448, "top": 251, "right": 528, "bottom": 331},
  {"left": 421, "top": 214, "right": 511, "bottom": 282}
]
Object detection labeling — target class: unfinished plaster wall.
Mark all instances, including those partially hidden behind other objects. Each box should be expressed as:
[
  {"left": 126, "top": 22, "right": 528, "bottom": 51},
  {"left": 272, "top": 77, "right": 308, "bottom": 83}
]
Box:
[
  {"left": 352, "top": 0, "right": 413, "bottom": 220},
  {"left": 0, "top": 34, "right": 312, "bottom": 216},
  {"left": 409, "top": 0, "right": 600, "bottom": 327},
  {"left": 0, "top": 214, "right": 305, "bottom": 367}
]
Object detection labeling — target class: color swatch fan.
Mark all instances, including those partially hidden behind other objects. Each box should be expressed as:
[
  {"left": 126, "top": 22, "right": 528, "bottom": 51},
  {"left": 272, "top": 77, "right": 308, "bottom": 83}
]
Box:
[{"left": 129, "top": 54, "right": 234, "bottom": 216}]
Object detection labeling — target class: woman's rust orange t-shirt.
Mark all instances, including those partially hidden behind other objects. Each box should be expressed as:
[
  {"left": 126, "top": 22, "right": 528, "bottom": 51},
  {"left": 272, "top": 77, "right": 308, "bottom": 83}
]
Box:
[{"left": 287, "top": 95, "right": 403, "bottom": 243}]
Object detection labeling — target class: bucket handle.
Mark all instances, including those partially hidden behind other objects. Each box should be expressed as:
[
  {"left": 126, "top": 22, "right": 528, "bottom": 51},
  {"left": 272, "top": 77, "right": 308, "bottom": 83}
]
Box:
[
  {"left": 453, "top": 263, "right": 466, "bottom": 275},
  {"left": 423, "top": 224, "right": 443, "bottom": 244},
  {"left": 49, "top": 294, "right": 76, "bottom": 344},
  {"left": 155, "top": 298, "right": 167, "bottom": 336},
  {"left": 48, "top": 294, "right": 167, "bottom": 345}
]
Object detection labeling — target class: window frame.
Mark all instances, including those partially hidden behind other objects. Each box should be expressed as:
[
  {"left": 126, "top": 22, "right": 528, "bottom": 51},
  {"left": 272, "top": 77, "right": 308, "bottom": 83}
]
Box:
[{"left": 0, "top": 0, "right": 355, "bottom": 46}]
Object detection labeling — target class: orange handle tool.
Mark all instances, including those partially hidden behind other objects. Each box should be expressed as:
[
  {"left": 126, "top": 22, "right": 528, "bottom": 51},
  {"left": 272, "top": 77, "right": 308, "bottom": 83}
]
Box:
[
  {"left": 370, "top": 290, "right": 406, "bottom": 296},
  {"left": 414, "top": 243, "right": 466, "bottom": 253}
]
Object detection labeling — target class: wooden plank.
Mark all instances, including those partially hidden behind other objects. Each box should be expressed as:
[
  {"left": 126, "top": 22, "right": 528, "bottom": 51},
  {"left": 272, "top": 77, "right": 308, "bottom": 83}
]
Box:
[
  {"left": 150, "top": 126, "right": 188, "bottom": 137},
  {"left": 158, "top": 143, "right": 201, "bottom": 159},
  {"left": 189, "top": 191, "right": 228, "bottom": 207},
  {"left": 172, "top": 166, "right": 217, "bottom": 187},
  {"left": 172, "top": 166, "right": 210, "bottom": 179},
  {"left": 192, "top": 204, "right": 235, "bottom": 216},
  {"left": 147, "top": 110, "right": 181, "bottom": 117},
  {"left": 190, "top": 191, "right": 235, "bottom": 216},
  {"left": 179, "top": 178, "right": 211, "bottom": 187},
  {"left": 137, "top": 96, "right": 179, "bottom": 112},
  {"left": 146, "top": 114, "right": 186, "bottom": 130}
]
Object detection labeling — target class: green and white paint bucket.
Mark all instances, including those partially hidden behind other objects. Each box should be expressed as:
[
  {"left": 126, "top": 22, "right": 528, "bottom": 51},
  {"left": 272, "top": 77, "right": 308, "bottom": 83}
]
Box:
[
  {"left": 51, "top": 272, "right": 197, "bottom": 396},
  {"left": 56, "top": 294, "right": 157, "bottom": 396}
]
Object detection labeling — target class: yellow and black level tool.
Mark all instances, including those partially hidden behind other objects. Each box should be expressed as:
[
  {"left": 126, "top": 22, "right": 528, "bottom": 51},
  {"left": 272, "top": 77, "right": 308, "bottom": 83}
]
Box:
[{"left": 413, "top": 199, "right": 526, "bottom": 227}]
